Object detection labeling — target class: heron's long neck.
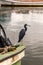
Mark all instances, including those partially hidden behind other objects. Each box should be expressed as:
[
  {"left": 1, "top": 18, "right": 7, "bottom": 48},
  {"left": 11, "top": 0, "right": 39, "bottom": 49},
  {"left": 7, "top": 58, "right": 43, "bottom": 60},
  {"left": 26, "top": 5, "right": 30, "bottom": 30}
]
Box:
[{"left": 25, "top": 26, "right": 27, "bottom": 31}]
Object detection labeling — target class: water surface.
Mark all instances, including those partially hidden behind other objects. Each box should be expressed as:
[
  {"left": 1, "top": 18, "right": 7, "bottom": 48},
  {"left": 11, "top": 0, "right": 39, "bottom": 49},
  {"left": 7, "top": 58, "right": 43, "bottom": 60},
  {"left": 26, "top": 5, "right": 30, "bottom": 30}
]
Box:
[{"left": 0, "top": 8, "right": 43, "bottom": 65}]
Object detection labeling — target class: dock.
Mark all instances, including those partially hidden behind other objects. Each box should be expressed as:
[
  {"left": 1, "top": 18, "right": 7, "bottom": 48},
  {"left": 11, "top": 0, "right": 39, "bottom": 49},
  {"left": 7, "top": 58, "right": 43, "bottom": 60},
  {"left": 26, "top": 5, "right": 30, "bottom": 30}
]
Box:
[{"left": 0, "top": 0, "right": 43, "bottom": 7}]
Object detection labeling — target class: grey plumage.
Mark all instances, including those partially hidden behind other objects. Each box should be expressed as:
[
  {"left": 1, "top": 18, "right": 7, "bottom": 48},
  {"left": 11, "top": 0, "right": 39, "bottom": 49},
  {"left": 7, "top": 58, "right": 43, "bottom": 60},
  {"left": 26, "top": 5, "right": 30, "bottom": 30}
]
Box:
[{"left": 18, "top": 24, "right": 30, "bottom": 42}]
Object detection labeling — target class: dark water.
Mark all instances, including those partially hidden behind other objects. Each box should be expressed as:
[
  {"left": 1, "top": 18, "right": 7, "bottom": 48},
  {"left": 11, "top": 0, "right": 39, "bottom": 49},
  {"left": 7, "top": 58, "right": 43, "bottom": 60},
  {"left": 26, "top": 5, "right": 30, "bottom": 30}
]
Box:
[{"left": 0, "top": 8, "right": 43, "bottom": 65}]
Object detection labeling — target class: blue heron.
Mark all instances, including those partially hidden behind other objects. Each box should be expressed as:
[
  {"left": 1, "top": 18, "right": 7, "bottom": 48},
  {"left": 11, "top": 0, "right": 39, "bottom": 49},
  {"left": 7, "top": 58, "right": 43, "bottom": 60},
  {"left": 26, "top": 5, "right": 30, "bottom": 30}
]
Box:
[{"left": 18, "top": 24, "right": 30, "bottom": 43}]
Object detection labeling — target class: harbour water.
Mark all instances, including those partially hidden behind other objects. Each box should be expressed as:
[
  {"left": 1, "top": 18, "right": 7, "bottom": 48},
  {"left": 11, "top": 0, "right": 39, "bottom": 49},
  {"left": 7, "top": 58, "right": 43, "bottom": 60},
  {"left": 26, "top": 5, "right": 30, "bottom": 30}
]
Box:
[{"left": 0, "top": 7, "right": 43, "bottom": 65}]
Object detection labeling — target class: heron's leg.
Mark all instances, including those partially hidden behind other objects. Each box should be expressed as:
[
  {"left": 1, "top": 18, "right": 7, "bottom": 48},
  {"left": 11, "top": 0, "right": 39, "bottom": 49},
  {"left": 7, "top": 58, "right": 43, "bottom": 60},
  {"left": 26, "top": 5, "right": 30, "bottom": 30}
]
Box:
[{"left": 20, "top": 39, "right": 24, "bottom": 46}]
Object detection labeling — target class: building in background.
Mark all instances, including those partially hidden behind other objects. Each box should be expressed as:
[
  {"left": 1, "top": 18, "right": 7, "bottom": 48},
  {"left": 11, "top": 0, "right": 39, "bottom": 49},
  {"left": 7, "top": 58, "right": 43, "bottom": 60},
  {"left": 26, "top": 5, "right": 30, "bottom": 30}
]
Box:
[{"left": 18, "top": 0, "right": 43, "bottom": 2}]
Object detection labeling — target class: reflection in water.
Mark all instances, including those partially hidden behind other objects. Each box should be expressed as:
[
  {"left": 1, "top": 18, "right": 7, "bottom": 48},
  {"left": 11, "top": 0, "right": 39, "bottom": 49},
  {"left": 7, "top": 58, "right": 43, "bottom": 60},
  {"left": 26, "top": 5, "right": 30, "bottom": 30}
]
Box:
[
  {"left": 0, "top": 8, "right": 43, "bottom": 65},
  {"left": 0, "top": 13, "right": 11, "bottom": 24}
]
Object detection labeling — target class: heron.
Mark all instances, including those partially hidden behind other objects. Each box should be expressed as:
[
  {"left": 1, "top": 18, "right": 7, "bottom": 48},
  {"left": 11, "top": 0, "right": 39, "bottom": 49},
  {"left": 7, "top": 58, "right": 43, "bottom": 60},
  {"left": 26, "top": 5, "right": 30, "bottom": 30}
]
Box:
[{"left": 18, "top": 24, "right": 30, "bottom": 43}]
